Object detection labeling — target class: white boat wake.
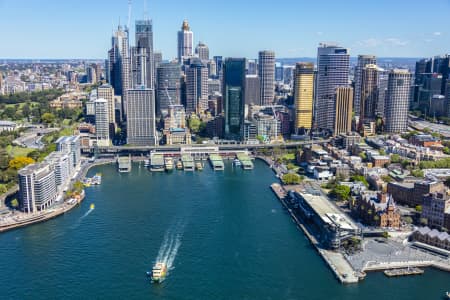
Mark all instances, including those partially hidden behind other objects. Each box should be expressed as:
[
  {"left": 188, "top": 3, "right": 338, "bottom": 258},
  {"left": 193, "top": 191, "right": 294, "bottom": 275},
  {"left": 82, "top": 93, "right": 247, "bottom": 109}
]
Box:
[
  {"left": 69, "top": 207, "right": 95, "bottom": 230},
  {"left": 155, "top": 221, "right": 184, "bottom": 272}
]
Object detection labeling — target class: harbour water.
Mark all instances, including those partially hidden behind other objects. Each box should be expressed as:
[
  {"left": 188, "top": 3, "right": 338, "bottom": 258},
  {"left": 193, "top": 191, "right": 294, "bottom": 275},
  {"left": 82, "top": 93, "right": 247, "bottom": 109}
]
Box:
[{"left": 0, "top": 160, "right": 449, "bottom": 299}]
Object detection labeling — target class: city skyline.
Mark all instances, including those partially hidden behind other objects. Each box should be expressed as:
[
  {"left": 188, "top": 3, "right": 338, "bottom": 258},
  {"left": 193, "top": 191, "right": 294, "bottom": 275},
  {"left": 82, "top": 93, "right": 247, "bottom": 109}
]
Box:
[{"left": 0, "top": 0, "right": 449, "bottom": 59}]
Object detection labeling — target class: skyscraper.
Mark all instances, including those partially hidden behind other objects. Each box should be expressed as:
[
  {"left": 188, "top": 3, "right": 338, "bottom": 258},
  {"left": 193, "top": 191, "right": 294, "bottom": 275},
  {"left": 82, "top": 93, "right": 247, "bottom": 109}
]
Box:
[
  {"left": 293, "top": 62, "right": 314, "bottom": 134},
  {"left": 245, "top": 75, "right": 260, "bottom": 105},
  {"left": 360, "top": 64, "right": 379, "bottom": 124},
  {"left": 126, "top": 88, "right": 157, "bottom": 146},
  {"left": 156, "top": 62, "right": 181, "bottom": 116},
  {"left": 376, "top": 69, "right": 389, "bottom": 117},
  {"left": 334, "top": 87, "right": 353, "bottom": 135},
  {"left": 135, "top": 19, "right": 154, "bottom": 88},
  {"left": 97, "top": 84, "right": 116, "bottom": 136},
  {"left": 130, "top": 46, "right": 149, "bottom": 88},
  {"left": 258, "top": 50, "right": 275, "bottom": 105},
  {"left": 213, "top": 56, "right": 223, "bottom": 77},
  {"left": 354, "top": 55, "right": 376, "bottom": 117},
  {"left": 223, "top": 58, "right": 246, "bottom": 140},
  {"left": 177, "top": 20, "right": 194, "bottom": 63},
  {"left": 315, "top": 44, "right": 350, "bottom": 133},
  {"left": 384, "top": 69, "right": 412, "bottom": 133},
  {"left": 247, "top": 59, "right": 257, "bottom": 75},
  {"left": 195, "top": 42, "right": 209, "bottom": 61},
  {"left": 94, "top": 99, "right": 110, "bottom": 146},
  {"left": 185, "top": 58, "right": 209, "bottom": 114}
]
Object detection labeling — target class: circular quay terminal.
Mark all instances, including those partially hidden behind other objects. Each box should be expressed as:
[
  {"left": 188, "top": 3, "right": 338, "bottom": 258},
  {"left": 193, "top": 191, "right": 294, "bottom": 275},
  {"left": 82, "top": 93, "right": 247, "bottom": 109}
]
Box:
[{"left": 0, "top": 0, "right": 449, "bottom": 299}]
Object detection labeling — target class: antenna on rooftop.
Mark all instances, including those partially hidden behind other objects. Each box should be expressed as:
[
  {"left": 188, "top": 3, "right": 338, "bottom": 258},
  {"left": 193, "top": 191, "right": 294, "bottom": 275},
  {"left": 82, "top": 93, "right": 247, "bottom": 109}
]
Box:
[{"left": 144, "top": 0, "right": 149, "bottom": 19}]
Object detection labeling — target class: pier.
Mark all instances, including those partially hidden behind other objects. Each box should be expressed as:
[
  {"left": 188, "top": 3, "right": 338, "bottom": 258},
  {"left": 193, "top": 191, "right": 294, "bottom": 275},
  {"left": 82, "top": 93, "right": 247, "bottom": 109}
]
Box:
[
  {"left": 150, "top": 154, "right": 164, "bottom": 172},
  {"left": 117, "top": 155, "right": 131, "bottom": 173},
  {"left": 236, "top": 153, "right": 254, "bottom": 170},
  {"left": 181, "top": 154, "right": 194, "bottom": 171},
  {"left": 209, "top": 154, "right": 225, "bottom": 171},
  {"left": 384, "top": 267, "right": 424, "bottom": 277}
]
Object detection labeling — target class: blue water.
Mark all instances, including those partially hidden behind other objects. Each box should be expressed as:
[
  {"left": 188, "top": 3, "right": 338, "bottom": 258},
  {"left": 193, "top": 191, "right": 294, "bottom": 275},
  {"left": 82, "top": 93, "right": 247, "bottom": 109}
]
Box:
[{"left": 0, "top": 160, "right": 449, "bottom": 299}]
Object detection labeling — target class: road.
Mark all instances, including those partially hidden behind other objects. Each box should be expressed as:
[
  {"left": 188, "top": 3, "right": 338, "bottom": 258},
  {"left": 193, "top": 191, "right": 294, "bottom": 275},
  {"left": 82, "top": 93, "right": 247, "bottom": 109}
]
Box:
[
  {"left": 13, "top": 127, "right": 59, "bottom": 149},
  {"left": 408, "top": 115, "right": 450, "bottom": 138}
]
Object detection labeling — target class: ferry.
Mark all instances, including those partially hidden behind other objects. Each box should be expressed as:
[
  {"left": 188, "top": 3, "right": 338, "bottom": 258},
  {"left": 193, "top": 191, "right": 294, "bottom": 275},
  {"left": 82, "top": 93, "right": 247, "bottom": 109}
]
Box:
[
  {"left": 176, "top": 160, "right": 183, "bottom": 170},
  {"left": 195, "top": 162, "right": 203, "bottom": 171},
  {"left": 164, "top": 157, "right": 174, "bottom": 171},
  {"left": 233, "top": 158, "right": 242, "bottom": 167},
  {"left": 90, "top": 203, "right": 95, "bottom": 210},
  {"left": 150, "top": 262, "right": 167, "bottom": 283}
]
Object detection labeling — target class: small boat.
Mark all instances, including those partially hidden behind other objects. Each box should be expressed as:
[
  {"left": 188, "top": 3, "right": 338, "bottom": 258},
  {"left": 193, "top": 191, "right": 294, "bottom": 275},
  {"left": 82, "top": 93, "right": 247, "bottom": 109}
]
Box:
[
  {"left": 90, "top": 203, "right": 95, "bottom": 210},
  {"left": 151, "top": 262, "right": 167, "bottom": 283},
  {"left": 446, "top": 291, "right": 450, "bottom": 299},
  {"left": 233, "top": 158, "right": 242, "bottom": 167}
]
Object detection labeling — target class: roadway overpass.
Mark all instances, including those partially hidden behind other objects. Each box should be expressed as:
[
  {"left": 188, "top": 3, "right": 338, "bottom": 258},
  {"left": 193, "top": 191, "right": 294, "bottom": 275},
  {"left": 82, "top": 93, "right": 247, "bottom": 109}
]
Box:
[{"left": 84, "top": 139, "right": 332, "bottom": 157}]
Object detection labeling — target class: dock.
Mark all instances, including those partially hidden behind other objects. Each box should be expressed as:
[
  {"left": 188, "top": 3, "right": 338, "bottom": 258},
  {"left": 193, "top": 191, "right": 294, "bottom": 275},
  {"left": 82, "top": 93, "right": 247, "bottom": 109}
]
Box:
[
  {"left": 384, "top": 267, "right": 424, "bottom": 277},
  {"left": 236, "top": 153, "right": 254, "bottom": 170},
  {"left": 270, "top": 183, "right": 360, "bottom": 284},
  {"left": 150, "top": 154, "right": 165, "bottom": 172},
  {"left": 181, "top": 154, "right": 194, "bottom": 171},
  {"left": 117, "top": 156, "right": 131, "bottom": 173},
  {"left": 209, "top": 154, "right": 224, "bottom": 171}
]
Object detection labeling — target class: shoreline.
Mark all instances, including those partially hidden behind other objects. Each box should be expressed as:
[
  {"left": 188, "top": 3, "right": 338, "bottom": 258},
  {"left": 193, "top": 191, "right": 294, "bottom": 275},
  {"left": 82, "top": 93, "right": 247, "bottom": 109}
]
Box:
[{"left": 0, "top": 159, "right": 115, "bottom": 234}]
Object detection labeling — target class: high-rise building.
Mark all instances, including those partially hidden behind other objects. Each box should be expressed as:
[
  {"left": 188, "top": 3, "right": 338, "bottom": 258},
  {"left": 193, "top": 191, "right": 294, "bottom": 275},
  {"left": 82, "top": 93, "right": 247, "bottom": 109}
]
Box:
[
  {"left": 185, "top": 58, "right": 209, "bottom": 114},
  {"left": 45, "top": 152, "right": 71, "bottom": 190},
  {"left": 55, "top": 136, "right": 80, "bottom": 168},
  {"left": 207, "top": 60, "right": 217, "bottom": 78},
  {"left": 223, "top": 58, "right": 246, "bottom": 140},
  {"left": 195, "top": 42, "right": 209, "bottom": 61},
  {"left": 130, "top": 46, "right": 149, "bottom": 88},
  {"left": 315, "top": 44, "right": 350, "bottom": 133},
  {"left": 354, "top": 55, "right": 376, "bottom": 117},
  {"left": 135, "top": 19, "right": 154, "bottom": 89},
  {"left": 107, "top": 25, "right": 130, "bottom": 121},
  {"left": 275, "top": 62, "right": 283, "bottom": 82},
  {"left": 384, "top": 69, "right": 412, "bottom": 133},
  {"left": 126, "top": 88, "right": 157, "bottom": 146},
  {"left": 293, "top": 62, "right": 314, "bottom": 134},
  {"left": 360, "top": 64, "right": 380, "bottom": 124},
  {"left": 432, "top": 54, "right": 449, "bottom": 95},
  {"left": 245, "top": 75, "right": 260, "bottom": 105},
  {"left": 94, "top": 99, "right": 110, "bottom": 146},
  {"left": 258, "top": 50, "right": 275, "bottom": 105},
  {"left": 177, "top": 20, "right": 194, "bottom": 63},
  {"left": 97, "top": 84, "right": 116, "bottom": 128},
  {"left": 86, "top": 65, "right": 97, "bottom": 84},
  {"left": 18, "top": 163, "right": 57, "bottom": 213},
  {"left": 415, "top": 58, "right": 432, "bottom": 85},
  {"left": 156, "top": 62, "right": 181, "bottom": 116},
  {"left": 213, "top": 56, "right": 223, "bottom": 77},
  {"left": 376, "top": 69, "right": 389, "bottom": 118},
  {"left": 247, "top": 59, "right": 257, "bottom": 75},
  {"left": 0, "top": 72, "right": 3, "bottom": 95},
  {"left": 334, "top": 87, "right": 353, "bottom": 135}
]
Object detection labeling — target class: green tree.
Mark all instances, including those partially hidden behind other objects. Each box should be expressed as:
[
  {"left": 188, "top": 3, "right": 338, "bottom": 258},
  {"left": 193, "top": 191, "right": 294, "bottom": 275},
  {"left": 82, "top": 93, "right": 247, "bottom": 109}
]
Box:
[
  {"left": 415, "top": 205, "right": 422, "bottom": 213},
  {"left": 72, "top": 181, "right": 84, "bottom": 194},
  {"left": 390, "top": 154, "right": 401, "bottom": 163},
  {"left": 379, "top": 148, "right": 386, "bottom": 155},
  {"left": 41, "top": 112, "right": 56, "bottom": 124},
  {"left": 0, "top": 184, "right": 7, "bottom": 194},
  {"left": 286, "top": 163, "right": 296, "bottom": 170},
  {"left": 411, "top": 169, "right": 424, "bottom": 178},
  {"left": 10, "top": 198, "right": 19, "bottom": 208},
  {"left": 188, "top": 116, "right": 201, "bottom": 133},
  {"left": 2, "top": 107, "right": 16, "bottom": 119},
  {"left": 419, "top": 217, "right": 428, "bottom": 226},
  {"left": 382, "top": 231, "right": 390, "bottom": 239},
  {"left": 381, "top": 175, "right": 393, "bottom": 183},
  {"left": 350, "top": 175, "right": 369, "bottom": 187},
  {"left": 281, "top": 173, "right": 302, "bottom": 185},
  {"left": 331, "top": 185, "right": 351, "bottom": 201},
  {"left": 8, "top": 156, "right": 35, "bottom": 170},
  {"left": 359, "top": 152, "right": 367, "bottom": 161},
  {"left": 403, "top": 216, "right": 413, "bottom": 224},
  {"left": 27, "top": 150, "right": 41, "bottom": 161}
]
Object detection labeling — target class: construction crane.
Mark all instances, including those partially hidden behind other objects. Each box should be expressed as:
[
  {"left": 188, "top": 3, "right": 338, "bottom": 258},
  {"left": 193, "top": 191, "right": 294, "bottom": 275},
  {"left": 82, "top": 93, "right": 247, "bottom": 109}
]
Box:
[{"left": 127, "top": 0, "right": 132, "bottom": 31}]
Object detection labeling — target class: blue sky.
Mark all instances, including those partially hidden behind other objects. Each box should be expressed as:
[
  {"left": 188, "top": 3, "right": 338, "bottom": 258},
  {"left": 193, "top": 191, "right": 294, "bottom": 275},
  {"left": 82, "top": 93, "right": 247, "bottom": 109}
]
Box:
[{"left": 0, "top": 0, "right": 449, "bottom": 59}]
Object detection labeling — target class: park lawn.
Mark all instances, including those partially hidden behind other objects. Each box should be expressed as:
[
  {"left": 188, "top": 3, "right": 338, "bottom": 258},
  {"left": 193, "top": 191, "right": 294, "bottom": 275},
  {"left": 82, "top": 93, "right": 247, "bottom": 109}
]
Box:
[
  {"left": 6, "top": 145, "right": 34, "bottom": 158},
  {"left": 282, "top": 153, "right": 296, "bottom": 161}
]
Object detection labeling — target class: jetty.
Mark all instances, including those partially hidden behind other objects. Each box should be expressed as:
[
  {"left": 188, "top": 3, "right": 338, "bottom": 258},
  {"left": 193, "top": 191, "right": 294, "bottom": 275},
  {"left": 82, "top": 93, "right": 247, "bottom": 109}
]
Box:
[
  {"left": 181, "top": 154, "right": 194, "bottom": 171},
  {"left": 209, "top": 154, "right": 224, "bottom": 171},
  {"left": 236, "top": 153, "right": 254, "bottom": 170},
  {"left": 384, "top": 267, "right": 424, "bottom": 277}
]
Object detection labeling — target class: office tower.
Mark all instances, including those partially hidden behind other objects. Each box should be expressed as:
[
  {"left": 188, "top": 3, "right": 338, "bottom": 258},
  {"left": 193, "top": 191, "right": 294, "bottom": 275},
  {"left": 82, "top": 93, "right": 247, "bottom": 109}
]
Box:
[
  {"left": 135, "top": 19, "right": 154, "bottom": 89},
  {"left": 195, "top": 42, "right": 209, "bottom": 61},
  {"left": 86, "top": 65, "right": 97, "bottom": 84},
  {"left": 214, "top": 56, "right": 223, "bottom": 77},
  {"left": 94, "top": 99, "right": 110, "bottom": 146},
  {"left": 185, "top": 58, "right": 209, "bottom": 114},
  {"left": 315, "top": 44, "right": 350, "bottom": 133},
  {"left": 384, "top": 69, "right": 412, "bottom": 133},
  {"left": 433, "top": 54, "right": 449, "bottom": 94},
  {"left": 415, "top": 58, "right": 432, "bottom": 85},
  {"left": 247, "top": 59, "right": 257, "bottom": 75},
  {"left": 154, "top": 52, "right": 162, "bottom": 68},
  {"left": 283, "top": 65, "right": 295, "bottom": 85},
  {"left": 208, "top": 78, "right": 221, "bottom": 95},
  {"left": 156, "top": 62, "right": 181, "bottom": 116},
  {"left": 223, "top": 58, "right": 246, "bottom": 140},
  {"left": 97, "top": 84, "right": 116, "bottom": 127},
  {"left": 107, "top": 25, "right": 130, "bottom": 119},
  {"left": 126, "top": 88, "right": 157, "bottom": 146},
  {"left": 258, "top": 50, "right": 275, "bottom": 105},
  {"left": 56, "top": 136, "right": 80, "bottom": 168},
  {"left": 334, "top": 87, "right": 353, "bottom": 135},
  {"left": 376, "top": 69, "right": 389, "bottom": 117},
  {"left": 354, "top": 55, "right": 376, "bottom": 117},
  {"left": 0, "top": 72, "right": 3, "bottom": 95},
  {"left": 45, "top": 152, "right": 71, "bottom": 189},
  {"left": 293, "top": 62, "right": 314, "bottom": 134},
  {"left": 245, "top": 75, "right": 260, "bottom": 105},
  {"left": 360, "top": 64, "right": 379, "bottom": 124},
  {"left": 130, "top": 46, "right": 149, "bottom": 88},
  {"left": 207, "top": 60, "right": 217, "bottom": 78},
  {"left": 177, "top": 20, "right": 194, "bottom": 63},
  {"left": 446, "top": 80, "right": 450, "bottom": 117},
  {"left": 275, "top": 62, "right": 283, "bottom": 82},
  {"left": 18, "top": 163, "right": 57, "bottom": 213}
]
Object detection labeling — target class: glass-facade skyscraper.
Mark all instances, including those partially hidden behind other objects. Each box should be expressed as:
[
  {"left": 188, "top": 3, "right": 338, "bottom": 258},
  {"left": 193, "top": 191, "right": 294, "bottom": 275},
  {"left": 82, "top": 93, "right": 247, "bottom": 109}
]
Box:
[{"left": 223, "top": 58, "right": 246, "bottom": 140}]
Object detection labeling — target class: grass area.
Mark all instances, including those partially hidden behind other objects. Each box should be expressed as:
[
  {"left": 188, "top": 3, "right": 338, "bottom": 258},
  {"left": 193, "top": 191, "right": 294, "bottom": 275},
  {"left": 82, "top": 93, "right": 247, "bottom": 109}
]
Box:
[
  {"left": 282, "top": 153, "right": 296, "bottom": 161},
  {"left": 4, "top": 102, "right": 39, "bottom": 109},
  {"left": 6, "top": 145, "right": 34, "bottom": 158}
]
